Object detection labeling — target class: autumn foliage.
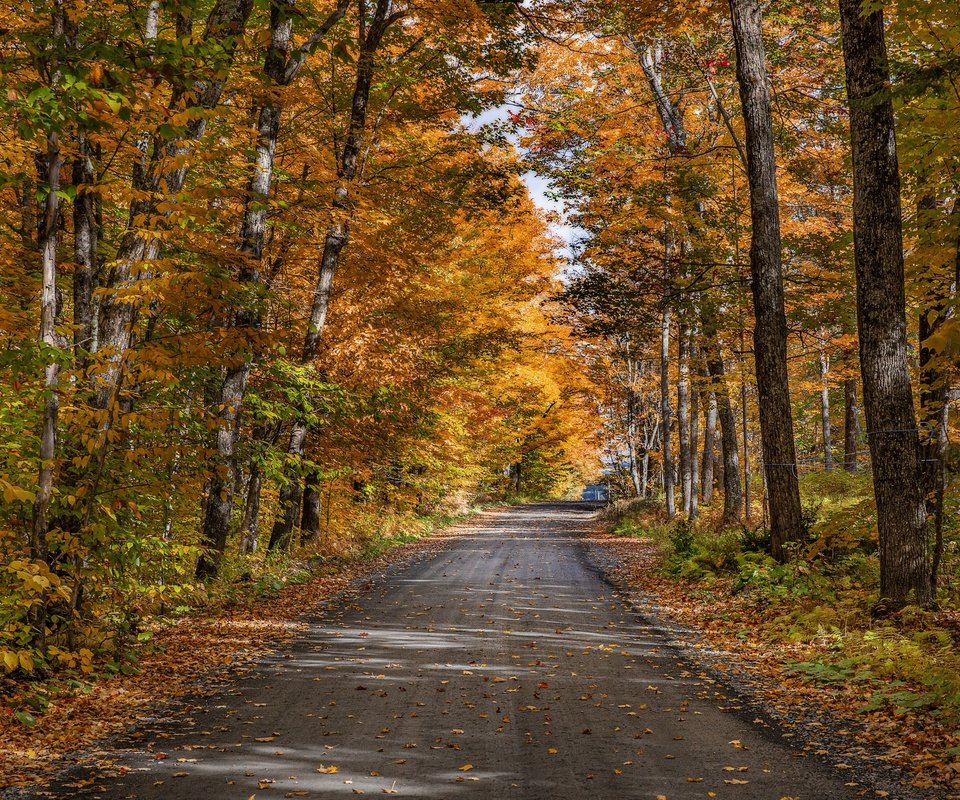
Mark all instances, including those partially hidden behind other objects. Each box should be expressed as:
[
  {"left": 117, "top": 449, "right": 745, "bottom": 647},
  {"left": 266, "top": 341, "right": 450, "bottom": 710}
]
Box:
[{"left": 0, "top": 0, "right": 598, "bottom": 682}]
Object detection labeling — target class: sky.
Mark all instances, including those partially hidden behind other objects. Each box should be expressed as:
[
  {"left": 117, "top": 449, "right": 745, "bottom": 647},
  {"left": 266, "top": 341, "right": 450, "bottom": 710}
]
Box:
[{"left": 465, "top": 103, "right": 587, "bottom": 265}]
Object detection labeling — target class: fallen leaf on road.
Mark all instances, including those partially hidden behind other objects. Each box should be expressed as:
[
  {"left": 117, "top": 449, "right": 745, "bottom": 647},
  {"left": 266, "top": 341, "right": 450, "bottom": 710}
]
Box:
[{"left": 317, "top": 764, "right": 339, "bottom": 774}]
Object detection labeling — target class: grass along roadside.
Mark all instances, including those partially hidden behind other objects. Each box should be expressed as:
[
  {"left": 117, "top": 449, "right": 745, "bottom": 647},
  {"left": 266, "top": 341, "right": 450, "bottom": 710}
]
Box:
[
  {"left": 588, "top": 490, "right": 960, "bottom": 797},
  {"left": 0, "top": 506, "right": 485, "bottom": 791}
]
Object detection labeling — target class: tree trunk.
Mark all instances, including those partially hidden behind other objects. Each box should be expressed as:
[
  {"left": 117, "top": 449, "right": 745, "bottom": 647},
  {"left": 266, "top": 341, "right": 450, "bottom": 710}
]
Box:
[
  {"left": 701, "top": 391, "right": 717, "bottom": 505},
  {"left": 72, "top": 134, "right": 97, "bottom": 357},
  {"left": 196, "top": 4, "right": 290, "bottom": 578},
  {"left": 741, "top": 377, "right": 752, "bottom": 520},
  {"left": 843, "top": 377, "right": 861, "bottom": 471},
  {"left": 678, "top": 322, "right": 693, "bottom": 516},
  {"left": 301, "top": 471, "right": 323, "bottom": 545},
  {"left": 31, "top": 0, "right": 66, "bottom": 645},
  {"left": 641, "top": 420, "right": 651, "bottom": 499},
  {"left": 239, "top": 461, "right": 263, "bottom": 555},
  {"left": 689, "top": 340, "right": 700, "bottom": 520},
  {"left": 626, "top": 384, "right": 643, "bottom": 497},
  {"left": 729, "top": 0, "right": 803, "bottom": 559},
  {"left": 839, "top": 0, "right": 931, "bottom": 608},
  {"left": 820, "top": 348, "right": 833, "bottom": 471},
  {"left": 705, "top": 346, "right": 743, "bottom": 523},
  {"left": 33, "top": 130, "right": 63, "bottom": 569},
  {"left": 660, "top": 307, "right": 676, "bottom": 518}
]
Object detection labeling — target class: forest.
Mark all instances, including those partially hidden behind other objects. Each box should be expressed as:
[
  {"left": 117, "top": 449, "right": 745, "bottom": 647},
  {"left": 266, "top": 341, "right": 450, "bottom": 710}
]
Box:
[{"left": 1, "top": 0, "right": 959, "bottom": 795}]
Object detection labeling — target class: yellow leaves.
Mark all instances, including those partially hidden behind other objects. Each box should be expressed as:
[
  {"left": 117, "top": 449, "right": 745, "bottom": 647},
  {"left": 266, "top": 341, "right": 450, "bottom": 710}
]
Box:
[
  {"left": 317, "top": 764, "right": 339, "bottom": 774},
  {"left": 5, "top": 558, "right": 65, "bottom": 601},
  {"left": 458, "top": 764, "right": 473, "bottom": 772},
  {"left": 0, "top": 478, "right": 34, "bottom": 503}
]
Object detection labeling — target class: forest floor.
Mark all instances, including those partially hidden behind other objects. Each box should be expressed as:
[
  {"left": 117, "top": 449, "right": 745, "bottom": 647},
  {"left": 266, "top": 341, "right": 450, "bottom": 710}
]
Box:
[
  {"left": 587, "top": 521, "right": 960, "bottom": 799},
  {"left": 1, "top": 502, "right": 935, "bottom": 800}
]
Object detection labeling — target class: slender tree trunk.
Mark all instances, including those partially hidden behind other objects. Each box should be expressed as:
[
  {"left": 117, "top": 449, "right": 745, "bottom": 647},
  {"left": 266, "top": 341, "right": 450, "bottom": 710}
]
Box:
[
  {"left": 72, "top": 134, "right": 97, "bottom": 357},
  {"left": 705, "top": 347, "right": 743, "bottom": 523},
  {"left": 660, "top": 307, "right": 675, "bottom": 518},
  {"left": 839, "top": 0, "right": 931, "bottom": 607},
  {"left": 238, "top": 423, "right": 280, "bottom": 555},
  {"left": 820, "top": 348, "right": 833, "bottom": 471},
  {"left": 843, "top": 376, "right": 861, "bottom": 471},
  {"left": 197, "top": 3, "right": 294, "bottom": 578},
  {"left": 689, "top": 339, "right": 700, "bottom": 520},
  {"left": 741, "top": 378, "right": 752, "bottom": 520},
  {"left": 626, "top": 384, "right": 643, "bottom": 497},
  {"left": 268, "top": 235, "right": 339, "bottom": 551},
  {"left": 301, "top": 471, "right": 322, "bottom": 545},
  {"left": 641, "top": 419, "right": 651, "bottom": 499},
  {"left": 702, "top": 391, "right": 717, "bottom": 505},
  {"left": 677, "top": 322, "right": 693, "bottom": 516},
  {"left": 31, "top": 2, "right": 66, "bottom": 646},
  {"left": 729, "top": 0, "right": 803, "bottom": 559},
  {"left": 239, "top": 461, "right": 263, "bottom": 555},
  {"left": 33, "top": 132, "right": 62, "bottom": 564},
  {"left": 702, "top": 303, "right": 742, "bottom": 521}
]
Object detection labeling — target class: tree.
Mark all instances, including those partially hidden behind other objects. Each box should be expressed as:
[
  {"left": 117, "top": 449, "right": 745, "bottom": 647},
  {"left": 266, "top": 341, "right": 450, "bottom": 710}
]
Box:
[
  {"left": 838, "top": 0, "right": 931, "bottom": 608},
  {"left": 728, "top": 0, "right": 804, "bottom": 559}
]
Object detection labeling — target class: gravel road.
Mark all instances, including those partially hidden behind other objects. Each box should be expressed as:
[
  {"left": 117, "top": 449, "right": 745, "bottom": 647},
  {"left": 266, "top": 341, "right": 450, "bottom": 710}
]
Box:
[{"left": 47, "top": 503, "right": 872, "bottom": 799}]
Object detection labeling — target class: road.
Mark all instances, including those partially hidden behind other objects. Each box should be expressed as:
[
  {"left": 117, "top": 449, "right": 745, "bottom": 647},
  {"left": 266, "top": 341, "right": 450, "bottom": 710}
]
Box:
[{"left": 52, "top": 503, "right": 865, "bottom": 799}]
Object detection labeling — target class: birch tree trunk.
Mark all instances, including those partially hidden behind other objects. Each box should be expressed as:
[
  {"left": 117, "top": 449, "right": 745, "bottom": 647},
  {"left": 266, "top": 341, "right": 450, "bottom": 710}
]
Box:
[
  {"left": 33, "top": 132, "right": 62, "bottom": 571},
  {"left": 626, "top": 382, "right": 643, "bottom": 497},
  {"left": 843, "top": 377, "right": 861, "bottom": 471},
  {"left": 729, "top": 0, "right": 803, "bottom": 559},
  {"left": 678, "top": 322, "right": 693, "bottom": 517},
  {"left": 839, "top": 0, "right": 931, "bottom": 607},
  {"left": 196, "top": 3, "right": 292, "bottom": 579},
  {"left": 689, "top": 344, "right": 700, "bottom": 521},
  {"left": 820, "top": 348, "right": 833, "bottom": 471},
  {"left": 30, "top": 2, "right": 67, "bottom": 647},
  {"left": 660, "top": 307, "right": 676, "bottom": 518},
  {"left": 72, "top": 133, "right": 97, "bottom": 358}
]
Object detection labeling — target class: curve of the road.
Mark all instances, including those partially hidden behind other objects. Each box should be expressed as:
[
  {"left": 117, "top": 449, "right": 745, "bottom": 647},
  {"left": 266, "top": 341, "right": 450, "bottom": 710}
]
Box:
[{"left": 44, "top": 502, "right": 871, "bottom": 799}]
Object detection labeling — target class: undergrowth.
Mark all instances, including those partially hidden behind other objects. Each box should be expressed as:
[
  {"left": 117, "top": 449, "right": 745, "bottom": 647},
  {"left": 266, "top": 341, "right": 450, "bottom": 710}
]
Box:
[{"left": 608, "top": 474, "right": 960, "bottom": 725}]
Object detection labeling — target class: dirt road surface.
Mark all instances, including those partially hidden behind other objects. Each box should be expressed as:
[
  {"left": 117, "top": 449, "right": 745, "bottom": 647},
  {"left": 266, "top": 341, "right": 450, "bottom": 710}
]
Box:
[{"left": 39, "top": 503, "right": 870, "bottom": 799}]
